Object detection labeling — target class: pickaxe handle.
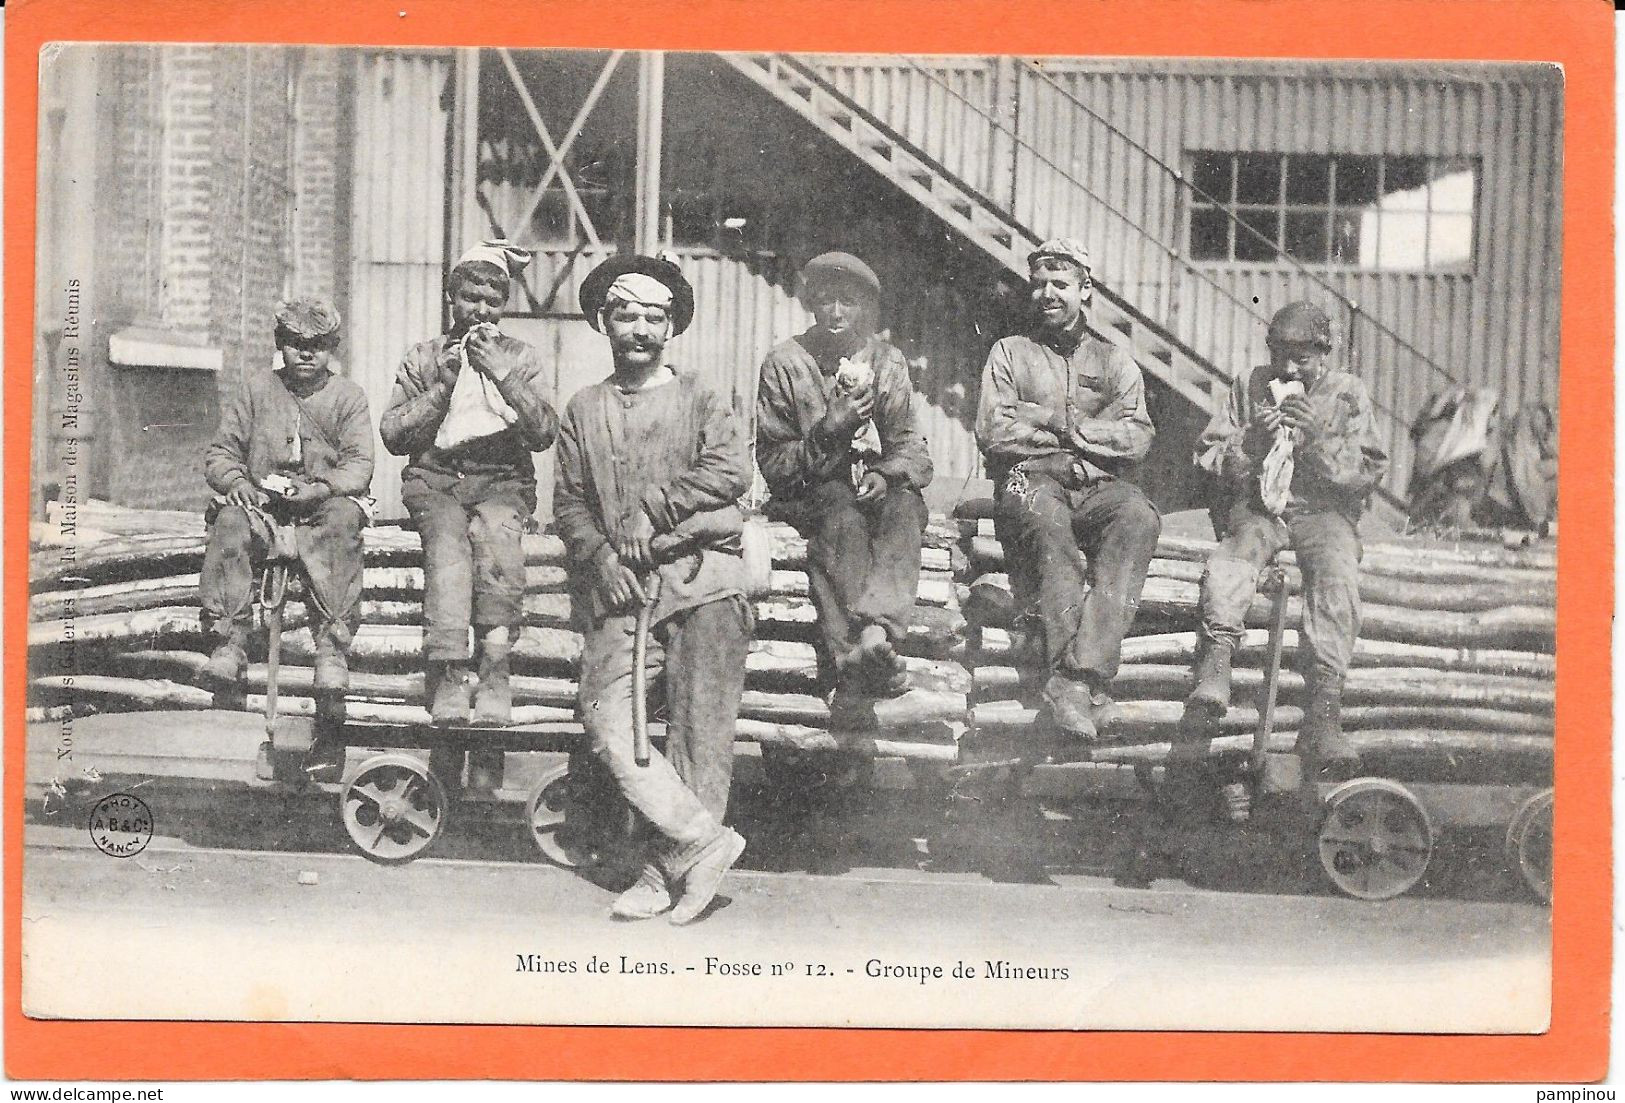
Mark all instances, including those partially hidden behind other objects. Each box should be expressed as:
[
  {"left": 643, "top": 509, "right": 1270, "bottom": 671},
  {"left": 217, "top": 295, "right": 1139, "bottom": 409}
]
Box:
[
  {"left": 1251, "top": 564, "right": 1290, "bottom": 779},
  {"left": 631, "top": 572, "right": 663, "bottom": 768}
]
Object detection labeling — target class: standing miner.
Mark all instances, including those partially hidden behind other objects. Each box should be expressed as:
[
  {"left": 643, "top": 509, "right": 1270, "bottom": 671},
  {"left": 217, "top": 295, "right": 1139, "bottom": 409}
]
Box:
[
  {"left": 555, "top": 254, "right": 752, "bottom": 924},
  {"left": 755, "top": 252, "right": 933, "bottom": 702},
  {"left": 201, "top": 298, "right": 373, "bottom": 709},
  {"left": 1179, "top": 300, "right": 1388, "bottom": 786},
  {"left": 974, "top": 239, "right": 1161, "bottom": 743},
  {"left": 379, "top": 240, "right": 560, "bottom": 788}
]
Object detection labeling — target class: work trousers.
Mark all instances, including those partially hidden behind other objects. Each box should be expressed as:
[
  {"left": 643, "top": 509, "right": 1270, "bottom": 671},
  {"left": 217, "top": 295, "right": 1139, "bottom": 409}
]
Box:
[
  {"left": 996, "top": 471, "right": 1161, "bottom": 683},
  {"left": 401, "top": 467, "right": 529, "bottom": 661},
  {"left": 795, "top": 478, "right": 928, "bottom": 678},
  {"left": 199, "top": 498, "right": 365, "bottom": 646},
  {"left": 578, "top": 595, "right": 752, "bottom": 877},
  {"left": 1200, "top": 502, "right": 1362, "bottom": 685}
]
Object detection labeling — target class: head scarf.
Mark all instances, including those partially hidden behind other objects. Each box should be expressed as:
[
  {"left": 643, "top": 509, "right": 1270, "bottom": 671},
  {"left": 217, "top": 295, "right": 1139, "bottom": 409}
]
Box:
[
  {"left": 1027, "top": 238, "right": 1092, "bottom": 274},
  {"left": 454, "top": 239, "right": 533, "bottom": 278},
  {"left": 604, "top": 272, "right": 676, "bottom": 313}
]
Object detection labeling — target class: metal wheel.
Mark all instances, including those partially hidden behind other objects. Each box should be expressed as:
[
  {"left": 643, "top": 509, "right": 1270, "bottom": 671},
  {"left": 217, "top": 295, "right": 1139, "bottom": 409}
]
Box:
[
  {"left": 525, "top": 762, "right": 630, "bottom": 869},
  {"left": 1316, "top": 777, "right": 1434, "bottom": 900},
  {"left": 1504, "top": 788, "right": 1553, "bottom": 904},
  {"left": 339, "top": 753, "right": 449, "bottom": 865}
]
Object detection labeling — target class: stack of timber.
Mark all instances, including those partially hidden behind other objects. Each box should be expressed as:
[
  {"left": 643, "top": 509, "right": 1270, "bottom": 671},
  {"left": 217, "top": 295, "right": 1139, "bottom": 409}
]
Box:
[
  {"left": 29, "top": 501, "right": 971, "bottom": 761},
  {"left": 952, "top": 500, "right": 1556, "bottom": 783}
]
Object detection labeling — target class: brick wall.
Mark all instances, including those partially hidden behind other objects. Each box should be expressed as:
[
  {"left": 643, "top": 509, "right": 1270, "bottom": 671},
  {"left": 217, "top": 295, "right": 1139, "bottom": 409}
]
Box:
[{"left": 290, "top": 48, "right": 344, "bottom": 305}]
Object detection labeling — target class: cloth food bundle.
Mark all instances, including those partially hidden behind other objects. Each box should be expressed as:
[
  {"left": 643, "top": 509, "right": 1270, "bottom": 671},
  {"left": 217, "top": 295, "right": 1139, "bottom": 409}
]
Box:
[
  {"left": 435, "top": 322, "right": 518, "bottom": 450},
  {"left": 1259, "top": 377, "right": 1304, "bottom": 515},
  {"left": 833, "top": 355, "right": 882, "bottom": 464}
]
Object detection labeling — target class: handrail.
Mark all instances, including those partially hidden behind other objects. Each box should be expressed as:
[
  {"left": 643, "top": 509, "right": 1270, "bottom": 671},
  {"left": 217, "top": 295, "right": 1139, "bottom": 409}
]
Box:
[{"left": 1014, "top": 59, "right": 1459, "bottom": 391}]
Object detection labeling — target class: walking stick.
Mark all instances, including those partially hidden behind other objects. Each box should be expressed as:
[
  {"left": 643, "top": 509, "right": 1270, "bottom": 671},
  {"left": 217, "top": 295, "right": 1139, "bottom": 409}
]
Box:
[
  {"left": 1251, "top": 563, "right": 1290, "bottom": 782},
  {"left": 631, "top": 571, "right": 663, "bottom": 768},
  {"left": 260, "top": 558, "right": 290, "bottom": 741}
]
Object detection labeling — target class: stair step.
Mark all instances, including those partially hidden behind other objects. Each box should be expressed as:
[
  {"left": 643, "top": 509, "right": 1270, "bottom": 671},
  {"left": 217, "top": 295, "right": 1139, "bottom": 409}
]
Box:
[
  {"left": 948, "top": 200, "right": 973, "bottom": 220},
  {"left": 866, "top": 140, "right": 894, "bottom": 160},
  {"left": 790, "top": 81, "right": 814, "bottom": 100},
  {"left": 906, "top": 170, "right": 933, "bottom": 190},
  {"left": 829, "top": 111, "right": 853, "bottom": 130},
  {"left": 989, "top": 228, "right": 1013, "bottom": 247}
]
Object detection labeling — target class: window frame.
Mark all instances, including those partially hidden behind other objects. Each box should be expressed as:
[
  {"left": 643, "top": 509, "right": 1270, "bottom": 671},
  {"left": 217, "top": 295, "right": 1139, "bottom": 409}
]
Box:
[{"left": 1184, "top": 150, "right": 1480, "bottom": 274}]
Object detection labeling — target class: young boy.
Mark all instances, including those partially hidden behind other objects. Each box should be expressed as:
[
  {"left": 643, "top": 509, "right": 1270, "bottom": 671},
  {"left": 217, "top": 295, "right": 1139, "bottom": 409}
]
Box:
[
  {"left": 200, "top": 299, "right": 373, "bottom": 697},
  {"left": 379, "top": 240, "right": 560, "bottom": 741},
  {"left": 755, "top": 252, "right": 933, "bottom": 702},
  {"left": 1180, "top": 300, "right": 1389, "bottom": 784},
  {"left": 555, "top": 254, "right": 752, "bottom": 924}
]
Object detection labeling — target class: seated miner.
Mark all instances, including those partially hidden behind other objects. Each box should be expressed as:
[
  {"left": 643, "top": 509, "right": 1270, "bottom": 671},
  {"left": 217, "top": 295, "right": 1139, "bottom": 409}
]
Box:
[
  {"left": 555, "top": 254, "right": 752, "bottom": 924},
  {"left": 755, "top": 252, "right": 933, "bottom": 701},
  {"left": 200, "top": 299, "right": 374, "bottom": 698},
  {"left": 973, "top": 238, "right": 1161, "bottom": 742},
  {"left": 378, "top": 240, "right": 560, "bottom": 758},
  {"left": 1180, "top": 301, "right": 1388, "bottom": 783}
]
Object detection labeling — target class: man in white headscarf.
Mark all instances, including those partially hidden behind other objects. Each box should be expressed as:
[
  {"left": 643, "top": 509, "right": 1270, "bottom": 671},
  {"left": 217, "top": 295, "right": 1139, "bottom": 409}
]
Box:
[
  {"left": 554, "top": 254, "right": 752, "bottom": 925},
  {"left": 380, "top": 240, "right": 560, "bottom": 779}
]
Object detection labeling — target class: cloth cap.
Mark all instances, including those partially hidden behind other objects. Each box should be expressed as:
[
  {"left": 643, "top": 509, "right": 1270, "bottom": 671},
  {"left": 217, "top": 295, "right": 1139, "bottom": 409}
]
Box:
[
  {"left": 1266, "top": 300, "right": 1334, "bottom": 351},
  {"left": 1027, "top": 238, "right": 1092, "bottom": 273},
  {"left": 800, "top": 252, "right": 882, "bottom": 298},
  {"left": 453, "top": 239, "right": 533, "bottom": 279},
  {"left": 580, "top": 254, "right": 695, "bottom": 335},
  {"left": 273, "top": 299, "right": 342, "bottom": 343}
]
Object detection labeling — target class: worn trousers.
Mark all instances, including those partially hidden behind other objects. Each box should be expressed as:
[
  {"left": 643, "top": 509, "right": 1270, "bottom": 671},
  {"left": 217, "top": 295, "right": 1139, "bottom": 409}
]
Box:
[
  {"left": 796, "top": 479, "right": 928, "bottom": 675},
  {"left": 996, "top": 471, "right": 1161, "bottom": 683},
  {"left": 578, "top": 595, "right": 752, "bottom": 877},
  {"left": 401, "top": 468, "right": 529, "bottom": 661},
  {"left": 199, "top": 498, "right": 365, "bottom": 646},
  {"left": 1200, "top": 502, "right": 1362, "bottom": 684}
]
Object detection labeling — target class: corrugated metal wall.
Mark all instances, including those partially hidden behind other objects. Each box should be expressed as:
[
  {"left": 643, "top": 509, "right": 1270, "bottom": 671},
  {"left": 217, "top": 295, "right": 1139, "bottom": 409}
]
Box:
[
  {"left": 809, "top": 56, "right": 1563, "bottom": 495},
  {"left": 346, "top": 50, "right": 451, "bottom": 519}
]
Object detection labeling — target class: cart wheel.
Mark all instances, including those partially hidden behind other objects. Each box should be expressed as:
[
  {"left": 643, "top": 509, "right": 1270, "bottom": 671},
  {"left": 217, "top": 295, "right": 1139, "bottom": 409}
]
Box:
[
  {"left": 1315, "top": 778, "right": 1434, "bottom": 900},
  {"left": 526, "top": 763, "right": 632, "bottom": 869},
  {"left": 1504, "top": 788, "right": 1553, "bottom": 904},
  {"left": 339, "top": 753, "right": 449, "bottom": 865}
]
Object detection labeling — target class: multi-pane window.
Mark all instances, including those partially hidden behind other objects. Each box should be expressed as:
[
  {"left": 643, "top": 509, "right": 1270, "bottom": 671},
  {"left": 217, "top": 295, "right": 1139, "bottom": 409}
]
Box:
[{"left": 1187, "top": 152, "right": 1477, "bottom": 271}]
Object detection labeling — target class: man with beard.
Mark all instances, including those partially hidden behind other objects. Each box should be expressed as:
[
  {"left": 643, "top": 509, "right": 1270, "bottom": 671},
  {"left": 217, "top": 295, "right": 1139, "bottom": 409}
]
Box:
[{"left": 555, "top": 254, "right": 752, "bottom": 924}]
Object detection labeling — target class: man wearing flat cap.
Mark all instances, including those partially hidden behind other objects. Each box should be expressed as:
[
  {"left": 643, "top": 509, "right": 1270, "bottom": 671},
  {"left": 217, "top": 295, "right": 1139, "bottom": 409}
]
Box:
[
  {"left": 201, "top": 299, "right": 374, "bottom": 707},
  {"left": 380, "top": 240, "right": 560, "bottom": 763},
  {"left": 975, "top": 239, "right": 1161, "bottom": 742},
  {"left": 755, "top": 252, "right": 933, "bottom": 702},
  {"left": 555, "top": 254, "right": 752, "bottom": 924},
  {"left": 1178, "top": 300, "right": 1387, "bottom": 795}
]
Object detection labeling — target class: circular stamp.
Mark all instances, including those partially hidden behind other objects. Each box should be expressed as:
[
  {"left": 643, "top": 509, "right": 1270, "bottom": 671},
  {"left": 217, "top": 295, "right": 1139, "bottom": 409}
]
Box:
[{"left": 88, "top": 792, "right": 153, "bottom": 858}]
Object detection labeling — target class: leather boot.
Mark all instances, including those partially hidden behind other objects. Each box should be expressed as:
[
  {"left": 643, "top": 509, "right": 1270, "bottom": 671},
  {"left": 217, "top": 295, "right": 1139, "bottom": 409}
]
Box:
[
  {"left": 1296, "top": 681, "right": 1359, "bottom": 781},
  {"left": 312, "top": 623, "right": 350, "bottom": 696},
  {"left": 1183, "top": 635, "right": 1234, "bottom": 720},
  {"left": 202, "top": 623, "right": 250, "bottom": 687},
  {"left": 429, "top": 662, "right": 472, "bottom": 727},
  {"left": 473, "top": 634, "right": 513, "bottom": 727}
]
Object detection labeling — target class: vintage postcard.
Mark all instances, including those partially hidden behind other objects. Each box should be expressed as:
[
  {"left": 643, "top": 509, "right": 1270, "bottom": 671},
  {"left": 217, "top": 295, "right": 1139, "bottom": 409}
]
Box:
[{"left": 5, "top": 0, "right": 1611, "bottom": 1084}]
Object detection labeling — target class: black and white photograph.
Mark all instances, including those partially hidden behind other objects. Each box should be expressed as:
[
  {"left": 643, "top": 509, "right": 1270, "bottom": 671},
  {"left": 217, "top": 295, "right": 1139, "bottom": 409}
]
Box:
[{"left": 24, "top": 43, "right": 1559, "bottom": 1031}]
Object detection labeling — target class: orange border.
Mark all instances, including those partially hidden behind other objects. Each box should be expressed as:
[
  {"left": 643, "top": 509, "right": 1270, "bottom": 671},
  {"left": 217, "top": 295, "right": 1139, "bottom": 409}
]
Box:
[{"left": 5, "top": 0, "right": 1612, "bottom": 1082}]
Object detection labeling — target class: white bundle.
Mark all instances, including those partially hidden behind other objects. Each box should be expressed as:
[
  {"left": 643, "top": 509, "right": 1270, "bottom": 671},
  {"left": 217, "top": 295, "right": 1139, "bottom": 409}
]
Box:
[
  {"left": 1259, "top": 377, "right": 1304, "bottom": 515},
  {"left": 435, "top": 323, "right": 518, "bottom": 450}
]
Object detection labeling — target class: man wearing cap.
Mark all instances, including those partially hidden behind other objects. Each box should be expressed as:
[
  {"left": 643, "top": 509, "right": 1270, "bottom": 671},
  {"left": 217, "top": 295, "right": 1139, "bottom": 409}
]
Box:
[
  {"left": 555, "top": 254, "right": 752, "bottom": 924},
  {"left": 201, "top": 299, "right": 374, "bottom": 702},
  {"left": 755, "top": 251, "right": 933, "bottom": 701},
  {"left": 380, "top": 240, "right": 560, "bottom": 748},
  {"left": 1180, "top": 300, "right": 1388, "bottom": 786},
  {"left": 974, "top": 239, "right": 1161, "bottom": 742}
]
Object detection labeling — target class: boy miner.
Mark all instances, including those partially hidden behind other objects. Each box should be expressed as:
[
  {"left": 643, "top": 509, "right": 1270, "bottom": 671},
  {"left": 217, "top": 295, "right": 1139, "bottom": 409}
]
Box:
[
  {"left": 1179, "top": 300, "right": 1387, "bottom": 785},
  {"left": 555, "top": 254, "right": 753, "bottom": 924},
  {"left": 974, "top": 239, "right": 1161, "bottom": 743},
  {"left": 379, "top": 240, "right": 560, "bottom": 770},
  {"left": 201, "top": 299, "right": 373, "bottom": 707},
  {"left": 755, "top": 252, "right": 933, "bottom": 701}
]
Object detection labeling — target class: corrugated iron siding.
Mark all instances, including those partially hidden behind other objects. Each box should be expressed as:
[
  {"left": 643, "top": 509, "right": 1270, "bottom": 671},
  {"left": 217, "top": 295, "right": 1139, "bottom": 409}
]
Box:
[{"left": 346, "top": 50, "right": 451, "bottom": 519}]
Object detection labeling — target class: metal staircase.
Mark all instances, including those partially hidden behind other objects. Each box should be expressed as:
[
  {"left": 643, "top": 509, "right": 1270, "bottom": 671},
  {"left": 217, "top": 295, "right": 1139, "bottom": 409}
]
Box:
[{"left": 718, "top": 52, "right": 1232, "bottom": 418}]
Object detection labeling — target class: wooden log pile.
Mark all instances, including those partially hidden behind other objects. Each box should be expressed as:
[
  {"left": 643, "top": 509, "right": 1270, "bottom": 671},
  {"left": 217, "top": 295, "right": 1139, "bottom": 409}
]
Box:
[
  {"left": 29, "top": 502, "right": 969, "bottom": 758},
  {"left": 951, "top": 499, "right": 1555, "bottom": 781}
]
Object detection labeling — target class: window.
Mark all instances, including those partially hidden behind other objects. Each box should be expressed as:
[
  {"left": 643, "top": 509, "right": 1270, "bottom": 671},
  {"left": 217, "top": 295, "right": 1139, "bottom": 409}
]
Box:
[{"left": 1187, "top": 152, "right": 1477, "bottom": 271}]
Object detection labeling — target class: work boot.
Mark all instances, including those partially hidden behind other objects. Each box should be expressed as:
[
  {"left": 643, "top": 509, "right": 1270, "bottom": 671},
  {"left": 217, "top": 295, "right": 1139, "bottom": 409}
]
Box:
[
  {"left": 1042, "top": 672, "right": 1102, "bottom": 741},
  {"left": 202, "top": 626, "right": 249, "bottom": 688},
  {"left": 848, "top": 624, "right": 896, "bottom": 680},
  {"left": 610, "top": 865, "right": 673, "bottom": 920},
  {"left": 473, "top": 634, "right": 513, "bottom": 727},
  {"left": 312, "top": 624, "right": 350, "bottom": 696},
  {"left": 669, "top": 828, "right": 747, "bottom": 925},
  {"left": 1296, "top": 682, "right": 1359, "bottom": 781},
  {"left": 429, "top": 662, "right": 472, "bottom": 727},
  {"left": 1184, "top": 635, "right": 1234, "bottom": 719}
]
